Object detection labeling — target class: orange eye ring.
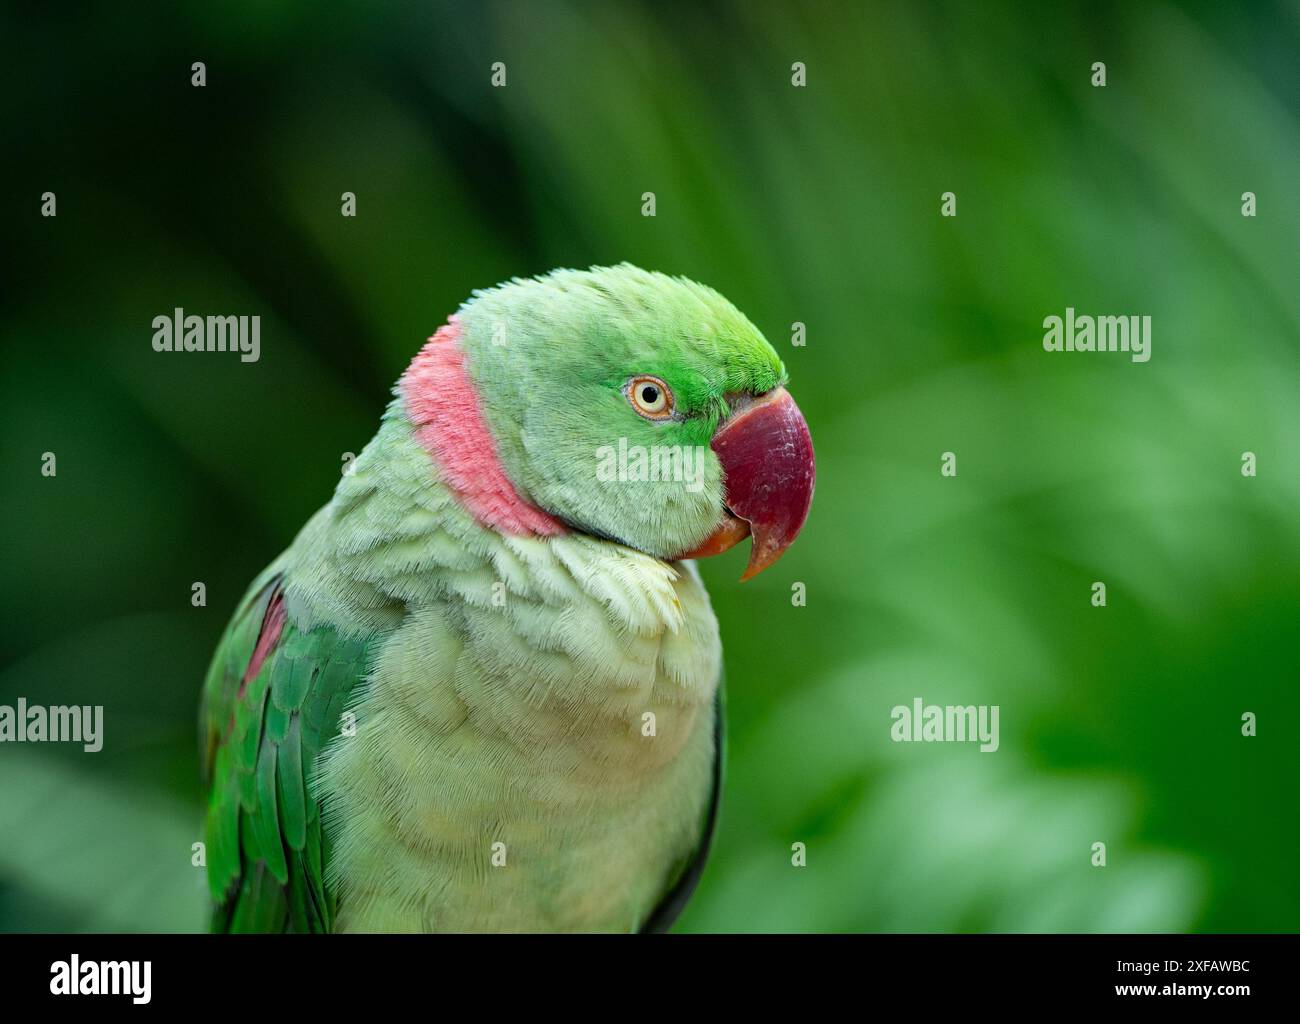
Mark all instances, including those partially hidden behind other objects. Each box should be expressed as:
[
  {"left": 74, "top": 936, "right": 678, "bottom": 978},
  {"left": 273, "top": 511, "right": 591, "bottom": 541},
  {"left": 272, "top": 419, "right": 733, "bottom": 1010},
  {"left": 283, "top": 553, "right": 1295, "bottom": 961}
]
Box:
[{"left": 625, "top": 375, "right": 674, "bottom": 420}]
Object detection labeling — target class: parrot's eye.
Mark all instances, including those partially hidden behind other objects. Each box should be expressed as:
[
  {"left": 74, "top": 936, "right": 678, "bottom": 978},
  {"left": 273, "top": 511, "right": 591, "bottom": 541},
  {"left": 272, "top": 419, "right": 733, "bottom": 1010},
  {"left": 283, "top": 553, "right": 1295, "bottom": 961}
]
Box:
[{"left": 626, "top": 375, "right": 674, "bottom": 420}]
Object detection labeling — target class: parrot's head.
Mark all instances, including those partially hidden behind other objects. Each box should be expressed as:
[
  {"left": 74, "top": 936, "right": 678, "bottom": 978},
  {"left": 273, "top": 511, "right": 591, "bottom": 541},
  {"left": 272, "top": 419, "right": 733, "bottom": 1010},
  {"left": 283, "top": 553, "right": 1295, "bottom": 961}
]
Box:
[{"left": 397, "top": 264, "right": 814, "bottom": 579}]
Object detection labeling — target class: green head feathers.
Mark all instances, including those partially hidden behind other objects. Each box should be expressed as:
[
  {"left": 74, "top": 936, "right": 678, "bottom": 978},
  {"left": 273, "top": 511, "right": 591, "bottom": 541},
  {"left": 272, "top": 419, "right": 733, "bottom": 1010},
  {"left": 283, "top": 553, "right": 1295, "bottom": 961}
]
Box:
[{"left": 444, "top": 264, "right": 787, "bottom": 559}]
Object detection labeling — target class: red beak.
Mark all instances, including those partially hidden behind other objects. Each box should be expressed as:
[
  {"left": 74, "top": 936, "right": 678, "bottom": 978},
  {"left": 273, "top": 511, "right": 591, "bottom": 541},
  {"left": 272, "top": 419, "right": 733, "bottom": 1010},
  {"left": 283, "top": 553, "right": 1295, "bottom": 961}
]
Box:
[{"left": 678, "top": 386, "right": 815, "bottom": 580}]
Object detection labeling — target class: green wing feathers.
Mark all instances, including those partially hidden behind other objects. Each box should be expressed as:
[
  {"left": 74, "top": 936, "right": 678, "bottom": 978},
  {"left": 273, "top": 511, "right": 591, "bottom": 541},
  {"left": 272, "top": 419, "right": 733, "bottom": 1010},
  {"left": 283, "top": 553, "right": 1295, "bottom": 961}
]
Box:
[{"left": 200, "top": 571, "right": 375, "bottom": 932}]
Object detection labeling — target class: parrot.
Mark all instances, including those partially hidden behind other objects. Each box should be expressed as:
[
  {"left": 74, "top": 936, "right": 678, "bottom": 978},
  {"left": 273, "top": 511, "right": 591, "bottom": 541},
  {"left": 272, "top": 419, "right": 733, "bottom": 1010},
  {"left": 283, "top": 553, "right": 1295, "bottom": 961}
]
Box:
[{"left": 199, "top": 264, "right": 815, "bottom": 932}]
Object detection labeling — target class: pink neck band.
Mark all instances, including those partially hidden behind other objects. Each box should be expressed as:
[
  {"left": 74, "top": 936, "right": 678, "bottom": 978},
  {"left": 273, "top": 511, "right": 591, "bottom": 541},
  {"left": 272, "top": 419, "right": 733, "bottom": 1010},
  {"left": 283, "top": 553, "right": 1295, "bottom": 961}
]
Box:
[{"left": 400, "top": 319, "right": 564, "bottom": 537}]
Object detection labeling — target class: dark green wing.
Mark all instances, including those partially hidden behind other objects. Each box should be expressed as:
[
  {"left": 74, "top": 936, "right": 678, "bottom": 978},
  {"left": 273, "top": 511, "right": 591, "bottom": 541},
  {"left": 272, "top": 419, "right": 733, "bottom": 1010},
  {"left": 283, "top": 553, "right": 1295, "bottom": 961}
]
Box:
[
  {"left": 640, "top": 671, "right": 726, "bottom": 933},
  {"left": 200, "top": 571, "right": 377, "bottom": 932}
]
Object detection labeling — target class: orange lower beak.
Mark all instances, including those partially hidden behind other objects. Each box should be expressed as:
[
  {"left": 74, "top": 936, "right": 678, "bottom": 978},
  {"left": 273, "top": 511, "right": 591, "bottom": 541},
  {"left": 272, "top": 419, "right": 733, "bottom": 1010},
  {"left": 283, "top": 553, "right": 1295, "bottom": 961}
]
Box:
[{"left": 677, "top": 386, "right": 815, "bottom": 580}]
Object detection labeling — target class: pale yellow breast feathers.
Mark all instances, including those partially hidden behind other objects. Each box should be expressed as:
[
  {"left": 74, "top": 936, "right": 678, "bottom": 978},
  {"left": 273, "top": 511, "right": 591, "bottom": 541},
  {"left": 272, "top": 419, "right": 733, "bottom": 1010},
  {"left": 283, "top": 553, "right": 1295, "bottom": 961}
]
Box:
[{"left": 311, "top": 532, "right": 721, "bottom": 933}]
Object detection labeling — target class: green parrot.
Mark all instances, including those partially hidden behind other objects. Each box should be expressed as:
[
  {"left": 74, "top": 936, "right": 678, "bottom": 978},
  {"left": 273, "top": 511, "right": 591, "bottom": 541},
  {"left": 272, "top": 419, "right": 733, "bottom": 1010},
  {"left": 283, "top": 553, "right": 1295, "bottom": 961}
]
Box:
[{"left": 200, "top": 264, "right": 815, "bottom": 932}]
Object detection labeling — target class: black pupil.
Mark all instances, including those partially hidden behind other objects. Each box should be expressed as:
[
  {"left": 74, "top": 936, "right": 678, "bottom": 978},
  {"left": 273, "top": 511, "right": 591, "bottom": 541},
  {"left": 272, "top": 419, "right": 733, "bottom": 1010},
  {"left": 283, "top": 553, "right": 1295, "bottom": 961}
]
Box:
[{"left": 641, "top": 385, "right": 659, "bottom": 405}]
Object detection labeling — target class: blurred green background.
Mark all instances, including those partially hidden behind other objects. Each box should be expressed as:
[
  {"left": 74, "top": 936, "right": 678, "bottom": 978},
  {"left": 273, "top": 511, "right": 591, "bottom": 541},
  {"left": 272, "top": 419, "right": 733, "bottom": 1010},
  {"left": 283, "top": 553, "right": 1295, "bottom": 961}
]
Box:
[{"left": 3, "top": 0, "right": 1298, "bottom": 932}]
